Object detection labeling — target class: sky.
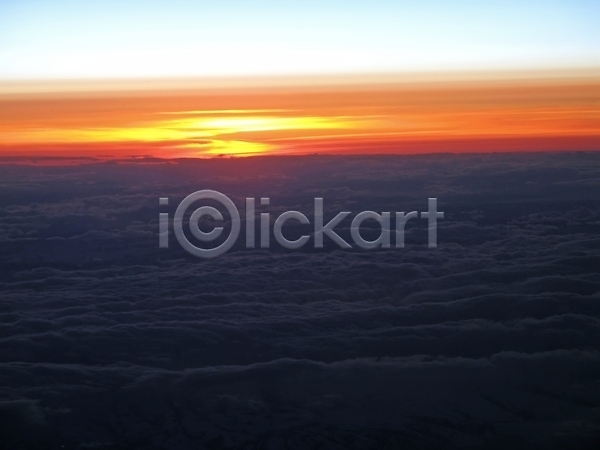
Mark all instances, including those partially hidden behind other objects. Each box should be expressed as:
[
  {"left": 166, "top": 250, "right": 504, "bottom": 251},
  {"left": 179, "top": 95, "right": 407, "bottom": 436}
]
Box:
[
  {"left": 1, "top": 0, "right": 599, "bottom": 79},
  {"left": 2, "top": 78, "right": 599, "bottom": 158},
  {"left": 0, "top": 0, "right": 599, "bottom": 158},
  {"left": 1, "top": 3, "right": 600, "bottom": 445}
]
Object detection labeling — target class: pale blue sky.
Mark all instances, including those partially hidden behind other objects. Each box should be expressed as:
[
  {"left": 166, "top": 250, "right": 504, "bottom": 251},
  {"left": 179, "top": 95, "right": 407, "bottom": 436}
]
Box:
[{"left": 0, "top": 0, "right": 599, "bottom": 79}]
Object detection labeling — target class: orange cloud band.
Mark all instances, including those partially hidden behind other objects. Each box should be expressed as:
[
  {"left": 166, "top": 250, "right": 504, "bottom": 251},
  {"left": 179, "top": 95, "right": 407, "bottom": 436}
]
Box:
[{"left": 1, "top": 73, "right": 599, "bottom": 158}]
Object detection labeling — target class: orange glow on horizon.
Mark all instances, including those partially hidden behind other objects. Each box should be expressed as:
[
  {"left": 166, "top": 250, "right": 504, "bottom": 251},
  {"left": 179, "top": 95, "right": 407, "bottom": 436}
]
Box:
[{"left": 1, "top": 72, "right": 599, "bottom": 158}]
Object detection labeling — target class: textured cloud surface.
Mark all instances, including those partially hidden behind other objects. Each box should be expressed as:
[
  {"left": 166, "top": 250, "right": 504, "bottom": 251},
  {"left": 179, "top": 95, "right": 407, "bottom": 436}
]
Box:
[{"left": 1, "top": 153, "right": 600, "bottom": 449}]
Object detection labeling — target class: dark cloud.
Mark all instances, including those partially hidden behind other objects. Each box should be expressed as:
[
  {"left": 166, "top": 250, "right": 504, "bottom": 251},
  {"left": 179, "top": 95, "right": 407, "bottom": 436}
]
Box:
[{"left": 1, "top": 153, "right": 600, "bottom": 448}]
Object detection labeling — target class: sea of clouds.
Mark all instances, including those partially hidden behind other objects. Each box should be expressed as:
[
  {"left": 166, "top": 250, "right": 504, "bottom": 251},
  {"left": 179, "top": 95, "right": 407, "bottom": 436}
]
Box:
[{"left": 1, "top": 153, "right": 599, "bottom": 449}]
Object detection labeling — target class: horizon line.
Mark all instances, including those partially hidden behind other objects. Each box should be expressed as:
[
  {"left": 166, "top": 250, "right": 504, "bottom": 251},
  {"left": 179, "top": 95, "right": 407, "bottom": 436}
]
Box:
[{"left": 2, "top": 66, "right": 600, "bottom": 97}]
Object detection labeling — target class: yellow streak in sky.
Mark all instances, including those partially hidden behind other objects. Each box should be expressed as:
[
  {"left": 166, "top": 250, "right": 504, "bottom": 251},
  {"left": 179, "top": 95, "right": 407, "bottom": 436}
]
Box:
[
  {"left": 165, "top": 116, "right": 352, "bottom": 133},
  {"left": 1, "top": 113, "right": 356, "bottom": 156}
]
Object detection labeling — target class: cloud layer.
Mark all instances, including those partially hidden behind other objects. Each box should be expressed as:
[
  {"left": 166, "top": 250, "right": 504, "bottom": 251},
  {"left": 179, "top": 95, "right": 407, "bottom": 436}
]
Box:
[{"left": 1, "top": 153, "right": 600, "bottom": 449}]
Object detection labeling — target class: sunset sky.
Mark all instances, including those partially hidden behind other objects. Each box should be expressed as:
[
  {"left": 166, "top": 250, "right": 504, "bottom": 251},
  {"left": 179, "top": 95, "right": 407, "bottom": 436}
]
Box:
[
  {"left": 1, "top": 0, "right": 599, "bottom": 158},
  {"left": 3, "top": 4, "right": 600, "bottom": 445}
]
